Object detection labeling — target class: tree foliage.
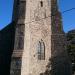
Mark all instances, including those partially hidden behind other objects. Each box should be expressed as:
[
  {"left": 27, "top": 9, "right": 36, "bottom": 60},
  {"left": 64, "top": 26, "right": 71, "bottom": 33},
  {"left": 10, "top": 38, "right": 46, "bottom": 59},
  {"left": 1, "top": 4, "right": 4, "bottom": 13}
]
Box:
[{"left": 66, "top": 29, "right": 75, "bottom": 74}]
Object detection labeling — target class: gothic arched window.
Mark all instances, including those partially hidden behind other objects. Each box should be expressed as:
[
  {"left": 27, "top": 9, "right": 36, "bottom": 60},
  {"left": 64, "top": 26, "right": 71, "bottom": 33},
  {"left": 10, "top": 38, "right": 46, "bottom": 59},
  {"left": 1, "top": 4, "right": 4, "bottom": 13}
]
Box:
[
  {"left": 48, "top": 0, "right": 50, "bottom": 6},
  {"left": 37, "top": 39, "right": 45, "bottom": 60}
]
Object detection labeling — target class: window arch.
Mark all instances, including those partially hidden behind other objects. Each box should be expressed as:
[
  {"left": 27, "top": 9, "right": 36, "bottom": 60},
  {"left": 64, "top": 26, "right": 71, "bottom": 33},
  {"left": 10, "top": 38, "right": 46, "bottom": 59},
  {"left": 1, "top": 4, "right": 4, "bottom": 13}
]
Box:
[{"left": 37, "top": 39, "right": 45, "bottom": 60}]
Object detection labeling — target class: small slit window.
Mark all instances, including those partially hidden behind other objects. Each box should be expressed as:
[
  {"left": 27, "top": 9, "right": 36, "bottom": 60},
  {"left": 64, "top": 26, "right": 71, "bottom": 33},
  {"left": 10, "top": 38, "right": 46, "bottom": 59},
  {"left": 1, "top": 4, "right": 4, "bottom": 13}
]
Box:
[{"left": 40, "top": 1, "right": 43, "bottom": 7}]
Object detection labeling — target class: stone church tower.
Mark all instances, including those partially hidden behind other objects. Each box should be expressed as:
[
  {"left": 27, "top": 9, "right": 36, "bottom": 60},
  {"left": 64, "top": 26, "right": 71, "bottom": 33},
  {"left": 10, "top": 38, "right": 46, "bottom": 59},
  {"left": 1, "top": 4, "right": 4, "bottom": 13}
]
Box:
[{"left": 10, "top": 0, "right": 71, "bottom": 75}]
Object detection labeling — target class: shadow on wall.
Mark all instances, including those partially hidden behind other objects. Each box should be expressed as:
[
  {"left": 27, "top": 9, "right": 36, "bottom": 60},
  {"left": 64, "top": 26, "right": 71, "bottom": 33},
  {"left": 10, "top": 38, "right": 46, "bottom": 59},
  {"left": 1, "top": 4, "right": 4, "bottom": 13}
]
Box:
[
  {"left": 0, "top": 21, "right": 16, "bottom": 75},
  {"left": 40, "top": 34, "right": 72, "bottom": 75},
  {"left": 40, "top": 53, "right": 72, "bottom": 75}
]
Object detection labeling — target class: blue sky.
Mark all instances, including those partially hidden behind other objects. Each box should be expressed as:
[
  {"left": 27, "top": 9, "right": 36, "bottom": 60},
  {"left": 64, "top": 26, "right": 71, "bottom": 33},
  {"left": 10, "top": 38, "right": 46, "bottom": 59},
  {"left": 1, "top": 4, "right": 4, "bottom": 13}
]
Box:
[
  {"left": 0, "top": 0, "right": 14, "bottom": 30},
  {"left": 0, "top": 0, "right": 75, "bottom": 32},
  {"left": 59, "top": 0, "right": 75, "bottom": 32}
]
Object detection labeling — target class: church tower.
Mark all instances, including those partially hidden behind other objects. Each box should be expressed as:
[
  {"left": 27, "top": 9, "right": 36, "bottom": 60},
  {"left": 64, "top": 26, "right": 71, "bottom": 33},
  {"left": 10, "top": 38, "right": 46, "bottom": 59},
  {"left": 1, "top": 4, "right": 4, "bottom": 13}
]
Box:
[
  {"left": 21, "top": 0, "right": 51, "bottom": 75},
  {"left": 10, "top": 0, "right": 71, "bottom": 75}
]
